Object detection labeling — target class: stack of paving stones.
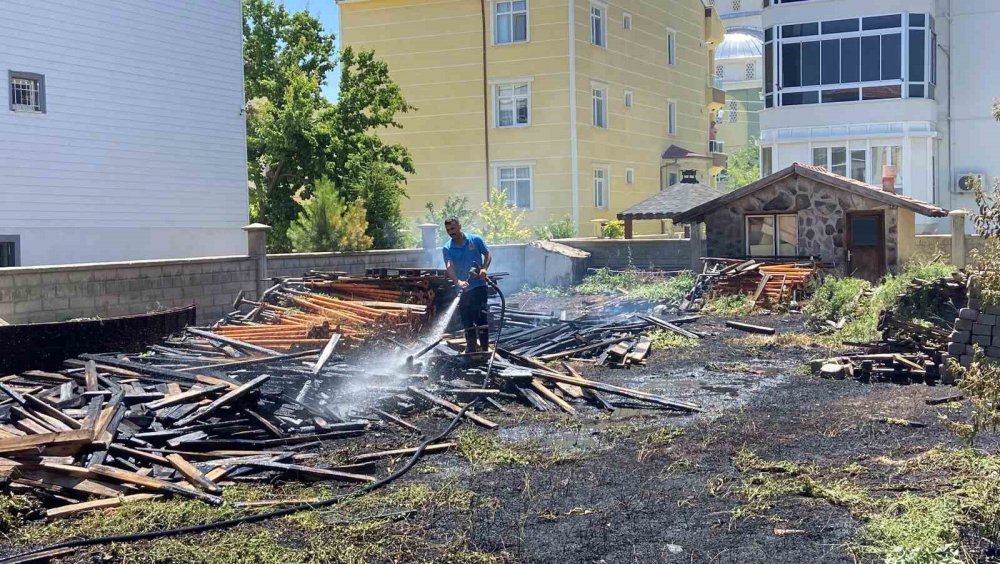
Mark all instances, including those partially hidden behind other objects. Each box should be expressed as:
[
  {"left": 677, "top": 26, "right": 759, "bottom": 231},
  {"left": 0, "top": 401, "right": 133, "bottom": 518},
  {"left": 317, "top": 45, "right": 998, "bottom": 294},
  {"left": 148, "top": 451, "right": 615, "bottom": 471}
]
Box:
[{"left": 944, "top": 284, "right": 1000, "bottom": 381}]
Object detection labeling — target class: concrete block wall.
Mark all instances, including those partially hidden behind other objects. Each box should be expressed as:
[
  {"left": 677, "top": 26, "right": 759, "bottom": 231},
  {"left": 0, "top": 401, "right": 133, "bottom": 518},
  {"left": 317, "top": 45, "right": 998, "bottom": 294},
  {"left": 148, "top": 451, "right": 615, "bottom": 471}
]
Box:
[
  {"left": 0, "top": 256, "right": 256, "bottom": 325},
  {"left": 554, "top": 238, "right": 692, "bottom": 271},
  {"left": 914, "top": 234, "right": 984, "bottom": 265}
]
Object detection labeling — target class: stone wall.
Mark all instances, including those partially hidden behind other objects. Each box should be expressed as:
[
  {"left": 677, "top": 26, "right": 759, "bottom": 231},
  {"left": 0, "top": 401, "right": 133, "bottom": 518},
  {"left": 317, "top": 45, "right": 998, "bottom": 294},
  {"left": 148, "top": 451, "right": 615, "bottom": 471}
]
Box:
[
  {"left": 555, "top": 238, "right": 692, "bottom": 271},
  {"left": 704, "top": 175, "right": 899, "bottom": 273}
]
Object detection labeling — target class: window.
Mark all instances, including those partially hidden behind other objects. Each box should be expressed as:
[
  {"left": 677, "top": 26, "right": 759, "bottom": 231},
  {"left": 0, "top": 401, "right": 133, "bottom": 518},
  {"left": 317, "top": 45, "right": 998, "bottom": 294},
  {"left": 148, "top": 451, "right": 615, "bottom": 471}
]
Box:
[
  {"left": 594, "top": 168, "right": 609, "bottom": 208},
  {"left": 813, "top": 146, "right": 852, "bottom": 177},
  {"left": 728, "top": 100, "right": 738, "bottom": 122},
  {"left": 746, "top": 215, "right": 797, "bottom": 257},
  {"left": 666, "top": 28, "right": 677, "bottom": 65},
  {"left": 495, "top": 0, "right": 528, "bottom": 44},
  {"left": 0, "top": 236, "right": 19, "bottom": 267},
  {"left": 872, "top": 145, "right": 903, "bottom": 188},
  {"left": 592, "top": 85, "right": 608, "bottom": 128},
  {"left": 624, "top": 90, "right": 634, "bottom": 108},
  {"left": 768, "top": 14, "right": 934, "bottom": 107},
  {"left": 761, "top": 147, "right": 773, "bottom": 176},
  {"left": 494, "top": 82, "right": 530, "bottom": 127},
  {"left": 667, "top": 100, "right": 677, "bottom": 135},
  {"left": 591, "top": 3, "right": 606, "bottom": 47},
  {"left": 850, "top": 149, "right": 866, "bottom": 182},
  {"left": 745, "top": 62, "right": 756, "bottom": 79},
  {"left": 9, "top": 72, "right": 44, "bottom": 113},
  {"left": 625, "top": 168, "right": 635, "bottom": 185},
  {"left": 623, "top": 12, "right": 632, "bottom": 31},
  {"left": 496, "top": 165, "right": 532, "bottom": 208},
  {"left": 716, "top": 65, "right": 724, "bottom": 79}
]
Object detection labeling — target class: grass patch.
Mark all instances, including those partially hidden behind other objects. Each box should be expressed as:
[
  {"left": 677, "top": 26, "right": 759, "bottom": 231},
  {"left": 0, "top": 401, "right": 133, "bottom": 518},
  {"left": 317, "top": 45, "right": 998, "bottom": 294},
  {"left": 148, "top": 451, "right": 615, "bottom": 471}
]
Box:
[
  {"left": 456, "top": 428, "right": 535, "bottom": 466},
  {"left": 728, "top": 333, "right": 822, "bottom": 352},
  {"left": 576, "top": 268, "right": 695, "bottom": 302},
  {"left": 810, "top": 260, "right": 955, "bottom": 345},
  {"left": 649, "top": 329, "right": 698, "bottom": 349},
  {"left": 702, "top": 294, "right": 756, "bottom": 316},
  {"left": 14, "top": 482, "right": 495, "bottom": 564},
  {"left": 728, "top": 447, "right": 1000, "bottom": 562}
]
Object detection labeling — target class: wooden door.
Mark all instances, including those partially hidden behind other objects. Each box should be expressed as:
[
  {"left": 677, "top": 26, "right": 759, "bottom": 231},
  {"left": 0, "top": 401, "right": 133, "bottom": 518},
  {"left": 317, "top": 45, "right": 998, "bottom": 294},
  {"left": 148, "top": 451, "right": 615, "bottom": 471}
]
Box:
[{"left": 846, "top": 211, "right": 886, "bottom": 282}]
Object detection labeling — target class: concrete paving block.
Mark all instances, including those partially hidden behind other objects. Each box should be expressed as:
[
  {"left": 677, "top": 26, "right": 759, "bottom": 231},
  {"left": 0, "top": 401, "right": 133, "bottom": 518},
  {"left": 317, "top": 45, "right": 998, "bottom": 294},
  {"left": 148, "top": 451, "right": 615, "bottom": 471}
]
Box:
[
  {"left": 955, "top": 318, "right": 974, "bottom": 331},
  {"left": 984, "top": 305, "right": 1000, "bottom": 316},
  {"left": 951, "top": 330, "right": 972, "bottom": 344},
  {"left": 973, "top": 335, "right": 993, "bottom": 347},
  {"left": 994, "top": 333, "right": 1000, "bottom": 347},
  {"left": 973, "top": 323, "right": 993, "bottom": 336},
  {"left": 967, "top": 344, "right": 977, "bottom": 355},
  {"left": 968, "top": 299, "right": 983, "bottom": 311},
  {"left": 989, "top": 347, "right": 1000, "bottom": 360},
  {"left": 961, "top": 355, "right": 974, "bottom": 367},
  {"left": 959, "top": 308, "right": 980, "bottom": 320},
  {"left": 978, "top": 313, "right": 997, "bottom": 326},
  {"left": 948, "top": 342, "right": 967, "bottom": 356}
]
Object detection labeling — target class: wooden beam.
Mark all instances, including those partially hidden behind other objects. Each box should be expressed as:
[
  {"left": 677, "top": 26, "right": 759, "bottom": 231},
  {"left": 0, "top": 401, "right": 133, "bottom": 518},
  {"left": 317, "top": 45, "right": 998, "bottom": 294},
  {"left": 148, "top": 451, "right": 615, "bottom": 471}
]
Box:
[
  {"left": 174, "top": 375, "right": 270, "bottom": 427},
  {"left": 165, "top": 453, "right": 223, "bottom": 494},
  {"left": 47, "top": 493, "right": 161, "bottom": 519},
  {"left": 406, "top": 387, "right": 497, "bottom": 429}
]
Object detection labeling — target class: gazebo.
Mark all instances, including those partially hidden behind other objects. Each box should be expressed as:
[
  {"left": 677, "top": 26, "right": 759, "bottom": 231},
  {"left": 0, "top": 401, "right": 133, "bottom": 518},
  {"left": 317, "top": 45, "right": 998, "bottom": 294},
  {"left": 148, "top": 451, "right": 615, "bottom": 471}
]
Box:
[{"left": 617, "top": 170, "right": 723, "bottom": 239}]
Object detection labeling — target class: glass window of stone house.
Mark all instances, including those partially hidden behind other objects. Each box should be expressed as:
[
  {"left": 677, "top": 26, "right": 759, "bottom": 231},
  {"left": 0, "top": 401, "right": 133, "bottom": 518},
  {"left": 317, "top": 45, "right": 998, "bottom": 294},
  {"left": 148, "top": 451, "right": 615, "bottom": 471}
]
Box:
[
  {"left": 763, "top": 13, "right": 934, "bottom": 107},
  {"left": 495, "top": 0, "right": 528, "bottom": 44},
  {"left": 747, "top": 215, "right": 797, "bottom": 256}
]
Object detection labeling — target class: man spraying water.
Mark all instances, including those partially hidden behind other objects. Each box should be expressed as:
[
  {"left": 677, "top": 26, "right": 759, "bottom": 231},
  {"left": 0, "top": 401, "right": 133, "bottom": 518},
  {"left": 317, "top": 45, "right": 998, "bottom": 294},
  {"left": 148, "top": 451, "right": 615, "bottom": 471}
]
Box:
[{"left": 442, "top": 218, "right": 492, "bottom": 353}]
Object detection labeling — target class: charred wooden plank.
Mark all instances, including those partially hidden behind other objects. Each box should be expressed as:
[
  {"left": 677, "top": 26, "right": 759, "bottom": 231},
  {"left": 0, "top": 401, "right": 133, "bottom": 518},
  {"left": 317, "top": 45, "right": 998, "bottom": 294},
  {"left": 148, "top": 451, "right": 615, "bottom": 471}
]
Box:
[
  {"left": 47, "top": 493, "right": 161, "bottom": 519},
  {"left": 166, "top": 453, "right": 223, "bottom": 494},
  {"left": 174, "top": 375, "right": 270, "bottom": 427},
  {"left": 406, "top": 387, "right": 497, "bottom": 429},
  {"left": 725, "top": 320, "right": 776, "bottom": 335},
  {"left": 348, "top": 442, "right": 456, "bottom": 463}
]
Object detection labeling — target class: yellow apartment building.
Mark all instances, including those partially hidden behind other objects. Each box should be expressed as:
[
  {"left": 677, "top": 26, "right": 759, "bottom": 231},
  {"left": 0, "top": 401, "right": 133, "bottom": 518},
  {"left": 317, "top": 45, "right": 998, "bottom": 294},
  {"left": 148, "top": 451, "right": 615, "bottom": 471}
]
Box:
[{"left": 338, "top": 0, "right": 726, "bottom": 235}]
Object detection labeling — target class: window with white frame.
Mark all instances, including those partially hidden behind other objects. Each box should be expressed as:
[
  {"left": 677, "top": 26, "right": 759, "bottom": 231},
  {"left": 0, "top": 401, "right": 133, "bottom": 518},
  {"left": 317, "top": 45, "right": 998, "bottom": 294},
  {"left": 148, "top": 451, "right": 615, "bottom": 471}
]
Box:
[
  {"left": 594, "top": 168, "right": 609, "bottom": 208},
  {"left": 746, "top": 214, "right": 797, "bottom": 257},
  {"left": 761, "top": 147, "right": 773, "bottom": 176},
  {"left": 666, "top": 28, "right": 677, "bottom": 65},
  {"left": 667, "top": 100, "right": 677, "bottom": 135},
  {"left": 494, "top": 82, "right": 530, "bottom": 127},
  {"left": 623, "top": 12, "right": 632, "bottom": 31},
  {"left": 624, "top": 89, "right": 633, "bottom": 108},
  {"left": 495, "top": 0, "right": 528, "bottom": 44},
  {"left": 496, "top": 165, "right": 532, "bottom": 208},
  {"left": 872, "top": 145, "right": 903, "bottom": 187},
  {"left": 591, "top": 3, "right": 606, "bottom": 47},
  {"left": 812, "top": 145, "right": 866, "bottom": 182},
  {"left": 745, "top": 62, "right": 756, "bottom": 79},
  {"left": 9, "top": 71, "right": 44, "bottom": 113},
  {"left": 625, "top": 168, "right": 635, "bottom": 185},
  {"left": 592, "top": 85, "right": 608, "bottom": 128},
  {"left": 716, "top": 65, "right": 724, "bottom": 79},
  {"left": 728, "top": 100, "right": 738, "bottom": 122}
]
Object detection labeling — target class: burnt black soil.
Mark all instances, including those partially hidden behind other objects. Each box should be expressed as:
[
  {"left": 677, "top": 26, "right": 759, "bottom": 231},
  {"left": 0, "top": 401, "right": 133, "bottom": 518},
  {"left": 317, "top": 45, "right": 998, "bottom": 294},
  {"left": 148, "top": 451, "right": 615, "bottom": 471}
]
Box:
[{"left": 396, "top": 310, "right": 990, "bottom": 563}]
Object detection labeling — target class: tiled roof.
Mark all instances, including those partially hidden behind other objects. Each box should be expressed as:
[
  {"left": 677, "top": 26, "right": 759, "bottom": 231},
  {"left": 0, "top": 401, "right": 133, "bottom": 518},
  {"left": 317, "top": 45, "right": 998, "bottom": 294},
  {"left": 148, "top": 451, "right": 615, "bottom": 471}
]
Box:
[
  {"left": 673, "top": 162, "right": 950, "bottom": 223},
  {"left": 617, "top": 182, "right": 724, "bottom": 221},
  {"left": 661, "top": 144, "right": 713, "bottom": 160}
]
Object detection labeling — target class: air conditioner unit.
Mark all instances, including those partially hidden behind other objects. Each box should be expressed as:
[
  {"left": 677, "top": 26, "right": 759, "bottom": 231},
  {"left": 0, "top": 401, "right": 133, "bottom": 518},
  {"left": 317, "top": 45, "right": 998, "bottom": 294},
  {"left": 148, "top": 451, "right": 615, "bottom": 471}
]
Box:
[{"left": 955, "top": 173, "right": 984, "bottom": 194}]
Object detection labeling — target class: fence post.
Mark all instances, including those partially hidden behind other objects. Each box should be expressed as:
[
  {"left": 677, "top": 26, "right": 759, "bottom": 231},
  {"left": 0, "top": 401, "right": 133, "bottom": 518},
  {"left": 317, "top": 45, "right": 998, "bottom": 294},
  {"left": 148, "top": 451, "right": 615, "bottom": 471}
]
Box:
[
  {"left": 689, "top": 222, "right": 704, "bottom": 272},
  {"left": 243, "top": 223, "right": 271, "bottom": 299},
  {"left": 950, "top": 210, "right": 967, "bottom": 269}
]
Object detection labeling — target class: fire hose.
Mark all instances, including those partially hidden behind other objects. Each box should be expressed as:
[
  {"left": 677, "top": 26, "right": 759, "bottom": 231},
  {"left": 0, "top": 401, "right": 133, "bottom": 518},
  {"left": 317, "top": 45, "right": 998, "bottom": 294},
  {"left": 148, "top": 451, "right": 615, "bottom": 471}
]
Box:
[{"left": 3, "top": 274, "right": 509, "bottom": 564}]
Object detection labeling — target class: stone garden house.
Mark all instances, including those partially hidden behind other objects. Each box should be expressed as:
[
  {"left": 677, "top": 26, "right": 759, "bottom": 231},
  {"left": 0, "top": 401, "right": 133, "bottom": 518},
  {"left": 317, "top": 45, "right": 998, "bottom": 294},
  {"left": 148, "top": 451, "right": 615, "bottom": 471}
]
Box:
[{"left": 673, "top": 163, "right": 949, "bottom": 281}]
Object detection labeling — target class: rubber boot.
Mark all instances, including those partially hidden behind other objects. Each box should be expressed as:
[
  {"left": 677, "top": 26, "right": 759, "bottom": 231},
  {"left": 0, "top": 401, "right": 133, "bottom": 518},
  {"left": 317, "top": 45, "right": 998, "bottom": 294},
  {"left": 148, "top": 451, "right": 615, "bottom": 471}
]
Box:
[
  {"left": 464, "top": 328, "right": 479, "bottom": 354},
  {"left": 478, "top": 327, "right": 490, "bottom": 352}
]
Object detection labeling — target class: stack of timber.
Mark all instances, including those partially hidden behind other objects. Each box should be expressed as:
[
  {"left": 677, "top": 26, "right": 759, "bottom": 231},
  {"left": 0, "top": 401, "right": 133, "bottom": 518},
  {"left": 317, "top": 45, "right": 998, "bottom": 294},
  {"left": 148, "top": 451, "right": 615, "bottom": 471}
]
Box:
[
  {"left": 685, "top": 258, "right": 821, "bottom": 310},
  {"left": 218, "top": 279, "right": 434, "bottom": 349},
  {"left": 486, "top": 310, "right": 701, "bottom": 369},
  {"left": 0, "top": 336, "right": 385, "bottom": 520}
]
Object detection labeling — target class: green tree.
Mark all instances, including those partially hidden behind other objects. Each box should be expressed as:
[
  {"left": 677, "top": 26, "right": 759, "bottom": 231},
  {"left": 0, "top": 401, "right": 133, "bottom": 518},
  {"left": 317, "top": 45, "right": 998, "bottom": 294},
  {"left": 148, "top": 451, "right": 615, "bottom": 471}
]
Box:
[
  {"left": 478, "top": 188, "right": 531, "bottom": 244},
  {"left": 287, "top": 178, "right": 373, "bottom": 252},
  {"left": 332, "top": 47, "right": 415, "bottom": 247},
  {"left": 243, "top": 0, "right": 413, "bottom": 251},
  {"left": 424, "top": 195, "right": 476, "bottom": 246},
  {"left": 725, "top": 138, "right": 762, "bottom": 189},
  {"left": 533, "top": 215, "right": 577, "bottom": 240}
]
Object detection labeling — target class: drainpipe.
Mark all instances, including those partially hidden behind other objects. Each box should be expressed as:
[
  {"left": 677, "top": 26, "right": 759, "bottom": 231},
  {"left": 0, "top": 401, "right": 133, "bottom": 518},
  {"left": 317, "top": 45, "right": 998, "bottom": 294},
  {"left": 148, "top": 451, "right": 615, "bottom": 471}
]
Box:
[
  {"left": 567, "top": 0, "right": 580, "bottom": 227},
  {"left": 481, "top": 0, "right": 492, "bottom": 200},
  {"left": 943, "top": 0, "right": 953, "bottom": 211}
]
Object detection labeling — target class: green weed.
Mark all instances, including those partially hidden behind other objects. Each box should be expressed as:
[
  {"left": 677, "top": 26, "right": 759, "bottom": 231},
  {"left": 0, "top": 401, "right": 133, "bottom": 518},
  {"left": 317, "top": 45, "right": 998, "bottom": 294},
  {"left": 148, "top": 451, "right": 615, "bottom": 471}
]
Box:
[
  {"left": 575, "top": 268, "right": 695, "bottom": 303},
  {"left": 649, "top": 329, "right": 697, "bottom": 349}
]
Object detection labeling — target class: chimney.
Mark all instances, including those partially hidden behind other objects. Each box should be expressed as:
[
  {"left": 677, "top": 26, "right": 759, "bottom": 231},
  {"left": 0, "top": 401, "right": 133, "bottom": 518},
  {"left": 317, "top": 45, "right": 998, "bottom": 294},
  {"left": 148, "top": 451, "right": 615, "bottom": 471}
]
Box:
[{"left": 882, "top": 165, "right": 897, "bottom": 193}]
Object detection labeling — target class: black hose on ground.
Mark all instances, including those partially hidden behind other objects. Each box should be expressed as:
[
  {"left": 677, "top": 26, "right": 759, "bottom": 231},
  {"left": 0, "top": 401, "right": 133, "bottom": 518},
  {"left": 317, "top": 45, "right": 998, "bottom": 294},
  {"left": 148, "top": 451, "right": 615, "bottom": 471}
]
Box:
[{"left": 3, "top": 283, "right": 511, "bottom": 564}]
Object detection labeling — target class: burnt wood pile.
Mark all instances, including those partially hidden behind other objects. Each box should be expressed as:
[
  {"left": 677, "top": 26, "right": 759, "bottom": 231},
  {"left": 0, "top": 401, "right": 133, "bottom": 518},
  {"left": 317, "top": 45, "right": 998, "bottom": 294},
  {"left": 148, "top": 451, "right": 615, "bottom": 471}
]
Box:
[{"left": 685, "top": 258, "right": 821, "bottom": 311}]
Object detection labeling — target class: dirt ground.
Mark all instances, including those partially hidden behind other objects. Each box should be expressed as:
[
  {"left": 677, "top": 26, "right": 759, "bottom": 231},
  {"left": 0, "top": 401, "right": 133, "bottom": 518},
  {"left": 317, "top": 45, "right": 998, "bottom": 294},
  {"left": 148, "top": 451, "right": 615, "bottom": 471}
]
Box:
[{"left": 5, "top": 293, "right": 998, "bottom": 563}]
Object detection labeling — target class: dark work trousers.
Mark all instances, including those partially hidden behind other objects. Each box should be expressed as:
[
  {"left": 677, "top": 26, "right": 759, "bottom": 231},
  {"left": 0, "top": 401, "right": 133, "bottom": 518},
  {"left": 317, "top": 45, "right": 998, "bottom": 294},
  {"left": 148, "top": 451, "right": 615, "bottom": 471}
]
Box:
[{"left": 459, "top": 285, "right": 489, "bottom": 353}]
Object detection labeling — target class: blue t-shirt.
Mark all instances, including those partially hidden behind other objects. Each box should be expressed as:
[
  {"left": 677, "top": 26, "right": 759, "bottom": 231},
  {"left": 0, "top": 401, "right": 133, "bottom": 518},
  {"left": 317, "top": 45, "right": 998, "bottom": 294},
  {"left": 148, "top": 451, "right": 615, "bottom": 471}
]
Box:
[{"left": 443, "top": 234, "right": 490, "bottom": 290}]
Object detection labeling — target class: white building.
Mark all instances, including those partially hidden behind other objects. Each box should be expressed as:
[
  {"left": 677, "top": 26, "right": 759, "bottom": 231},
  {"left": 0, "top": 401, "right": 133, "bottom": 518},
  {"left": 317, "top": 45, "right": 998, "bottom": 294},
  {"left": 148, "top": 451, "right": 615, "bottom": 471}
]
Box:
[
  {"left": 760, "top": 0, "right": 1000, "bottom": 233},
  {"left": 0, "top": 1, "right": 248, "bottom": 266}
]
